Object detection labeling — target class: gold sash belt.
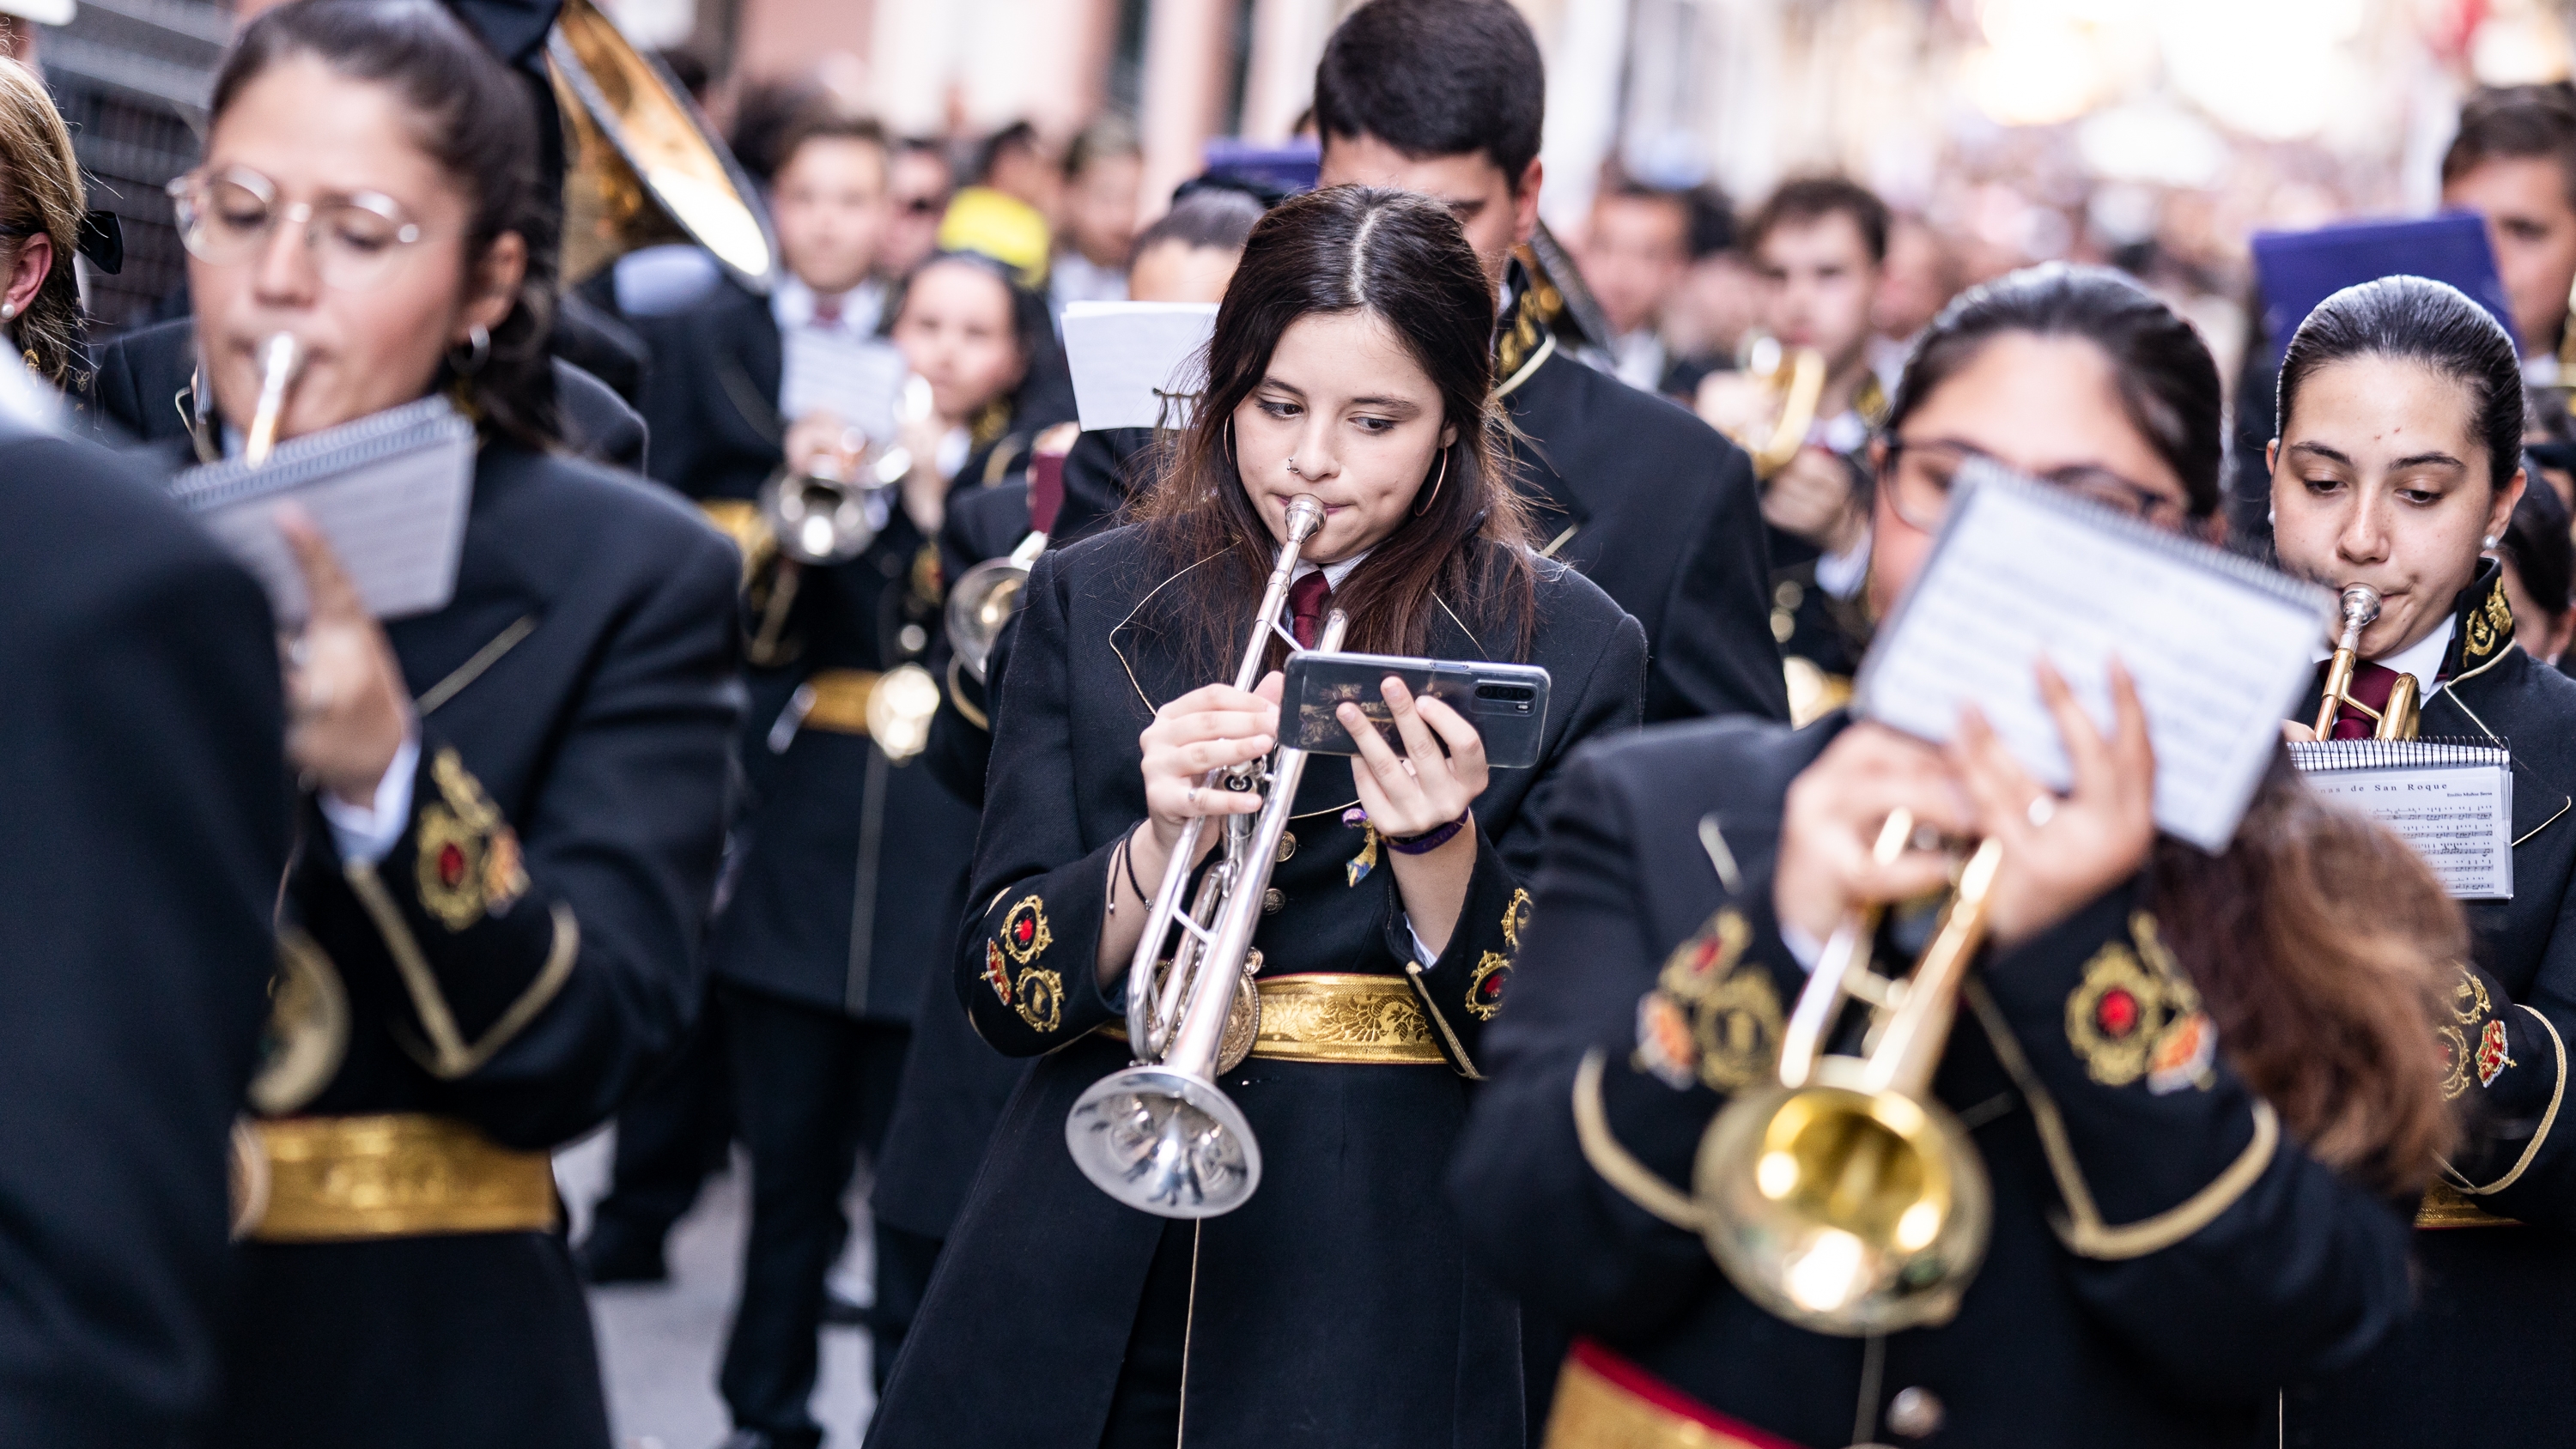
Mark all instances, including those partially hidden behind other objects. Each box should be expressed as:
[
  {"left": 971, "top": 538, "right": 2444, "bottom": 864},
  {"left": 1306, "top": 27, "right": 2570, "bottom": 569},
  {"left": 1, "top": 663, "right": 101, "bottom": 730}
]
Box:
[
  {"left": 244, "top": 1114, "right": 558, "bottom": 1242},
  {"left": 802, "top": 668, "right": 884, "bottom": 736},
  {"left": 1544, "top": 1342, "right": 1806, "bottom": 1449},
  {"left": 1106, "top": 973, "right": 1446, "bottom": 1066}
]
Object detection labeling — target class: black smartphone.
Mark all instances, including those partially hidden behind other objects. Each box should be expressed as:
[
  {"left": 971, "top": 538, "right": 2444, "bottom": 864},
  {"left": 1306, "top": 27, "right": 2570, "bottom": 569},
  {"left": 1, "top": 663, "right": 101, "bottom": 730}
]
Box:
[{"left": 1280, "top": 652, "right": 1552, "bottom": 769}]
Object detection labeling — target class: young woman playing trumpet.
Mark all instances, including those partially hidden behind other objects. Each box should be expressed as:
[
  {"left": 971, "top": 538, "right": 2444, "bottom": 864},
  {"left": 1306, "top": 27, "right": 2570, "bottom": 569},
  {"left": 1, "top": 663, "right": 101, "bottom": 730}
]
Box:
[
  {"left": 1454, "top": 265, "right": 2463, "bottom": 1449},
  {"left": 866, "top": 185, "right": 1646, "bottom": 1449},
  {"left": 137, "top": 4, "right": 740, "bottom": 1444},
  {"left": 2269, "top": 276, "right": 2576, "bottom": 1446}
]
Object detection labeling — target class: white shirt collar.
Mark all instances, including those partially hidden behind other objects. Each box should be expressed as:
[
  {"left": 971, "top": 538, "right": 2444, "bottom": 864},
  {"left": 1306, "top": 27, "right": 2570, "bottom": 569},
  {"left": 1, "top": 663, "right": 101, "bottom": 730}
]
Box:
[
  {"left": 772, "top": 274, "right": 882, "bottom": 336},
  {"left": 1290, "top": 550, "right": 1368, "bottom": 591},
  {"left": 2314, "top": 615, "right": 2456, "bottom": 699}
]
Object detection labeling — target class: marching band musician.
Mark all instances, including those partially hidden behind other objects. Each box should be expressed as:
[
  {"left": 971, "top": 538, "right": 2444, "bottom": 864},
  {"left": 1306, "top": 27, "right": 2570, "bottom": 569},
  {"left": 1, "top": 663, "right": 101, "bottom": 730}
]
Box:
[
  {"left": 0, "top": 368, "right": 286, "bottom": 1447},
  {"left": 2269, "top": 277, "right": 2576, "bottom": 1445},
  {"left": 635, "top": 110, "right": 1074, "bottom": 1440},
  {"left": 1312, "top": 0, "right": 1787, "bottom": 725},
  {"left": 865, "top": 183, "right": 1267, "bottom": 1372},
  {"left": 1699, "top": 179, "right": 1900, "bottom": 721},
  {"left": 108, "top": 4, "right": 743, "bottom": 1444},
  {"left": 869, "top": 185, "right": 1646, "bottom": 1449},
  {"left": 1454, "top": 265, "right": 2462, "bottom": 1448}
]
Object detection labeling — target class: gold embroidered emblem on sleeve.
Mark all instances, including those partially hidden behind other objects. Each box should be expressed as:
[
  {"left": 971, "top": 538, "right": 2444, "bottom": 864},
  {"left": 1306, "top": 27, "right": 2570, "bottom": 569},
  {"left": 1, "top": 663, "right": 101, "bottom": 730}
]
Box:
[
  {"left": 1636, "top": 908, "right": 1783, "bottom": 1093},
  {"left": 1000, "top": 896, "right": 1053, "bottom": 965},
  {"left": 415, "top": 748, "right": 529, "bottom": 932},
  {"left": 2065, "top": 912, "right": 2214, "bottom": 1093}
]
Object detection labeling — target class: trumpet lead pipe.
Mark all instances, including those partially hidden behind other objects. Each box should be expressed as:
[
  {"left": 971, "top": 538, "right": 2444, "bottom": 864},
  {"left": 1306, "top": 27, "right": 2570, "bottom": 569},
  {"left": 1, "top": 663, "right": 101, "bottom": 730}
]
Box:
[{"left": 244, "top": 332, "right": 301, "bottom": 466}]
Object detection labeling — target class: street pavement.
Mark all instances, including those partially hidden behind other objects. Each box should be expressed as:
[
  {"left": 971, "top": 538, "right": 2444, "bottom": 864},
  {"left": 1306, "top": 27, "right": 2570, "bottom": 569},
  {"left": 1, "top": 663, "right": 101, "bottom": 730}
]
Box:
[{"left": 556, "top": 1132, "right": 878, "bottom": 1449}]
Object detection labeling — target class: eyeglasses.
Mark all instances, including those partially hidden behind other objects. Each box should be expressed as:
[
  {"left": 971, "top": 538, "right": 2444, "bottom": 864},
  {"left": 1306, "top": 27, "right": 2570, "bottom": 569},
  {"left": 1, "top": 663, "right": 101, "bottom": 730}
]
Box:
[
  {"left": 166, "top": 166, "right": 428, "bottom": 288},
  {"left": 1880, "top": 437, "right": 2187, "bottom": 533}
]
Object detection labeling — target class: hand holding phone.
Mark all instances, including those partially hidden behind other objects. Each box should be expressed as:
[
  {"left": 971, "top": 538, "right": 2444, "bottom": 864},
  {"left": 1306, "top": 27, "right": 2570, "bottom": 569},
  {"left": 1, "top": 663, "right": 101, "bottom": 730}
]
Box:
[{"left": 1279, "top": 652, "right": 1552, "bottom": 769}]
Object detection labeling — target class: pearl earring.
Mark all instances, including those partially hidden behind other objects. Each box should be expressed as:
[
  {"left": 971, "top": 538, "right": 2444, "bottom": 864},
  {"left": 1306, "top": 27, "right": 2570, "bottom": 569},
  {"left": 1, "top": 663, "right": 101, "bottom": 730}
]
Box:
[
  {"left": 2485, "top": 534, "right": 2500, "bottom": 549},
  {"left": 2, "top": 301, "right": 18, "bottom": 321}
]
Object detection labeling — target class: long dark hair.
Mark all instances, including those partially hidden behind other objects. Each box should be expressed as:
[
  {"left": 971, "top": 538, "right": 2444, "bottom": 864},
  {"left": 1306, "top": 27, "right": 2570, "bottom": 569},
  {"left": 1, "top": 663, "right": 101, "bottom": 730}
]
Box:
[
  {"left": 1889, "top": 263, "right": 2225, "bottom": 518},
  {"left": 1889, "top": 262, "right": 2457, "bottom": 1190},
  {"left": 2277, "top": 275, "right": 2525, "bottom": 493},
  {"left": 211, "top": 0, "right": 559, "bottom": 450},
  {"left": 1131, "top": 185, "right": 1537, "bottom": 674}
]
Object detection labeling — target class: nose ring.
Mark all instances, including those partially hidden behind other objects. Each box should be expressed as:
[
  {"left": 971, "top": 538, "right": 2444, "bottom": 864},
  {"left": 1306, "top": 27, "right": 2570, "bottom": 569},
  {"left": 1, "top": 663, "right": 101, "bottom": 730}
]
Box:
[{"left": 1286, "top": 455, "right": 1301, "bottom": 477}]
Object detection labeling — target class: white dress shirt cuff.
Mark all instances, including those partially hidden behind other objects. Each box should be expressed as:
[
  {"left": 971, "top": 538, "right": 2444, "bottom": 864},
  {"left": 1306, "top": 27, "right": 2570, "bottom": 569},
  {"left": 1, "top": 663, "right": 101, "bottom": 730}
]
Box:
[{"left": 319, "top": 734, "right": 421, "bottom": 866}]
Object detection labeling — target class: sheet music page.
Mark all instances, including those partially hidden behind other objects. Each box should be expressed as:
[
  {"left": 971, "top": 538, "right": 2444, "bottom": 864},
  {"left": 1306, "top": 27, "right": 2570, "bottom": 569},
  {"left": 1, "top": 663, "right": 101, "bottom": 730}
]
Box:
[
  {"left": 171, "top": 397, "right": 477, "bottom": 625},
  {"left": 1062, "top": 301, "right": 1218, "bottom": 430},
  {"left": 2289, "top": 742, "right": 2514, "bottom": 899},
  {"left": 1855, "top": 462, "right": 2331, "bottom": 852}
]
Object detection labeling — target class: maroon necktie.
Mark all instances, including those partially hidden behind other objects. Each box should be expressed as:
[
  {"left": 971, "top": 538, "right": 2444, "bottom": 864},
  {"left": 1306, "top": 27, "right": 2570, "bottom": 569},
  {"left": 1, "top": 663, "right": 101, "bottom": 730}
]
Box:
[
  {"left": 811, "top": 294, "right": 843, "bottom": 328},
  {"left": 2325, "top": 659, "right": 2402, "bottom": 740},
  {"left": 1287, "top": 571, "right": 1332, "bottom": 650}
]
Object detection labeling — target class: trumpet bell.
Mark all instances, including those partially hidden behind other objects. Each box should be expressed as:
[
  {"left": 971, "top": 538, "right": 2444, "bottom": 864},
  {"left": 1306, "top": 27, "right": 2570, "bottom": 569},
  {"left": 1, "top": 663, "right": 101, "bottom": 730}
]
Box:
[
  {"left": 762, "top": 469, "right": 878, "bottom": 566},
  {"left": 945, "top": 558, "right": 1031, "bottom": 682},
  {"left": 1694, "top": 1064, "right": 1990, "bottom": 1336},
  {"left": 1066, "top": 1065, "right": 1264, "bottom": 1219}
]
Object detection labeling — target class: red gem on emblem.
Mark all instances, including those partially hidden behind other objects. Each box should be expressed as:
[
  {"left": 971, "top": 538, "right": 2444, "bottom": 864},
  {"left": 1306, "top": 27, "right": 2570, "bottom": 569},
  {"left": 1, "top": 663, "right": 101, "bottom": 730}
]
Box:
[
  {"left": 1013, "top": 918, "right": 1035, "bottom": 946},
  {"left": 2096, "top": 989, "right": 2139, "bottom": 1038},
  {"left": 2477, "top": 1018, "right": 2513, "bottom": 1088},
  {"left": 437, "top": 841, "right": 466, "bottom": 888},
  {"left": 1480, "top": 974, "right": 1506, "bottom": 1002}
]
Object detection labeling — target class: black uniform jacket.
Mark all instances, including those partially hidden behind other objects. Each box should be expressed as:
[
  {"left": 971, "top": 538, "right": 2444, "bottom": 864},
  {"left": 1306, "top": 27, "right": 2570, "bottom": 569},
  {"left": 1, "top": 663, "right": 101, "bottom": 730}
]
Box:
[
  {"left": 85, "top": 316, "right": 649, "bottom": 471},
  {"left": 868, "top": 524, "right": 1647, "bottom": 1449},
  {"left": 873, "top": 476, "right": 1037, "bottom": 1237},
  {"left": 0, "top": 417, "right": 286, "bottom": 1448},
  {"left": 210, "top": 437, "right": 740, "bottom": 1449},
  {"left": 1495, "top": 276, "right": 1787, "bottom": 725},
  {"left": 1453, "top": 712, "right": 2417, "bottom": 1449},
  {"left": 2289, "top": 562, "right": 2576, "bottom": 1447}
]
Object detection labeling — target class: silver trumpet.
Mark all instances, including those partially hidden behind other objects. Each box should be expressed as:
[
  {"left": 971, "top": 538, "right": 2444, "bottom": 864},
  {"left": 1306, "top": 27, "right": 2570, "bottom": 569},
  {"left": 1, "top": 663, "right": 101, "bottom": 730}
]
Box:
[
  {"left": 759, "top": 375, "right": 930, "bottom": 567},
  {"left": 244, "top": 331, "right": 301, "bottom": 465},
  {"left": 1065, "top": 494, "right": 1345, "bottom": 1218},
  {"left": 944, "top": 529, "right": 1046, "bottom": 683}
]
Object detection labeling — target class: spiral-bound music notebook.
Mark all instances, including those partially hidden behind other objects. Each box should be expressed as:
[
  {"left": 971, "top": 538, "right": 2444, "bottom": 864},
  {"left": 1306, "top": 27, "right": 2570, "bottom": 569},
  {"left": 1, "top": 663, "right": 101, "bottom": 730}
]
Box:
[
  {"left": 2289, "top": 740, "right": 2514, "bottom": 899},
  {"left": 1062, "top": 301, "right": 1218, "bottom": 430},
  {"left": 167, "top": 395, "right": 475, "bottom": 625},
  {"left": 1854, "top": 460, "right": 2334, "bottom": 852}
]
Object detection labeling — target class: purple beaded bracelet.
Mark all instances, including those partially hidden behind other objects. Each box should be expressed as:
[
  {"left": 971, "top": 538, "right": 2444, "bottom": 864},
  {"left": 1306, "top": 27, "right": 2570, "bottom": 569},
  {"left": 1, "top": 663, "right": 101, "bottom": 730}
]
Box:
[{"left": 1386, "top": 809, "right": 1471, "bottom": 855}]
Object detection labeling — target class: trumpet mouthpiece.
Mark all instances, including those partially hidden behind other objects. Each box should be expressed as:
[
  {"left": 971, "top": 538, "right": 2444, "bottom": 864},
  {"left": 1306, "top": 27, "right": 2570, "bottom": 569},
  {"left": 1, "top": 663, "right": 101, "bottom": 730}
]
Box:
[
  {"left": 1284, "top": 494, "right": 1325, "bottom": 539},
  {"left": 2338, "top": 584, "right": 2383, "bottom": 629}
]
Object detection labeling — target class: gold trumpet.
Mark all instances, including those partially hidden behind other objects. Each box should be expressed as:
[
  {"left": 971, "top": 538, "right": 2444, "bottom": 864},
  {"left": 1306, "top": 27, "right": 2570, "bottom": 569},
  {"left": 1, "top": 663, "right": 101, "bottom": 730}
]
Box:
[
  {"left": 1704, "top": 332, "right": 1826, "bottom": 480},
  {"left": 1694, "top": 811, "right": 2002, "bottom": 1334},
  {"left": 2312, "top": 584, "right": 2421, "bottom": 740},
  {"left": 1063, "top": 494, "right": 1346, "bottom": 1218}
]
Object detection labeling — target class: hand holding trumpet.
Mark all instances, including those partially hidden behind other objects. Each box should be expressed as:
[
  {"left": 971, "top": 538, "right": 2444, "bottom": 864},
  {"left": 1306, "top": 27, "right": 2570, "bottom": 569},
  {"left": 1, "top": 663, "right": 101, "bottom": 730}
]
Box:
[{"left": 1775, "top": 658, "right": 2157, "bottom": 954}]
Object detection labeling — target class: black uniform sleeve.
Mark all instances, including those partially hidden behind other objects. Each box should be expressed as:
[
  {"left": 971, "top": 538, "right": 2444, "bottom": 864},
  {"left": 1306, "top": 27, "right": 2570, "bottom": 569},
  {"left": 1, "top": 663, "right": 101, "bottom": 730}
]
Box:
[
  {"left": 1456, "top": 759, "right": 2413, "bottom": 1394},
  {"left": 1967, "top": 891, "right": 2413, "bottom": 1391},
  {"left": 1392, "top": 608, "right": 1648, "bottom": 1075},
  {"left": 952, "top": 549, "right": 1127, "bottom": 1054},
  {"left": 301, "top": 528, "right": 741, "bottom": 1148},
  {"left": 2441, "top": 895, "right": 2576, "bottom": 1227},
  {"left": 1650, "top": 439, "right": 1788, "bottom": 724},
  {"left": 0, "top": 502, "right": 286, "bottom": 1443}
]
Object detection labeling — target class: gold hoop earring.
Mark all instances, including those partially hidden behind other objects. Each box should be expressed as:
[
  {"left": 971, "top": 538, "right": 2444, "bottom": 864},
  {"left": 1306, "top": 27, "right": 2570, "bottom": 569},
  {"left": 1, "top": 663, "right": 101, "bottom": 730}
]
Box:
[{"left": 1413, "top": 446, "right": 1449, "bottom": 517}]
